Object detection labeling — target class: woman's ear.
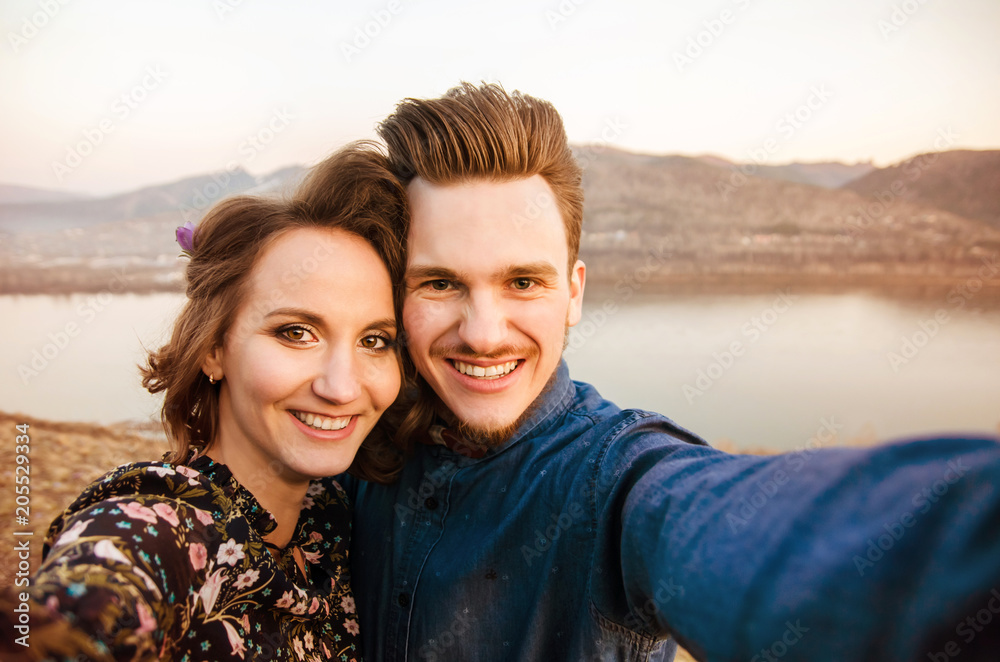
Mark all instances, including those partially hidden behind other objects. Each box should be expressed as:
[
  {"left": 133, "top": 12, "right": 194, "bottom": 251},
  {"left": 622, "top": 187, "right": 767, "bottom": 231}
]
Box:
[{"left": 202, "top": 346, "right": 224, "bottom": 383}]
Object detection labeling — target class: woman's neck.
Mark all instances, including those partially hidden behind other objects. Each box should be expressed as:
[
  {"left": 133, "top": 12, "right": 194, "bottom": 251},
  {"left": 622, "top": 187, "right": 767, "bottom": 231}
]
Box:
[{"left": 204, "top": 446, "right": 307, "bottom": 549}]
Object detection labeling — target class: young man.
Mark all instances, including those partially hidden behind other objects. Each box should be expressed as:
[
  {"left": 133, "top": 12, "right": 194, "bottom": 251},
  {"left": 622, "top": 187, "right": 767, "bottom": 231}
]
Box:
[{"left": 338, "top": 83, "right": 1000, "bottom": 661}]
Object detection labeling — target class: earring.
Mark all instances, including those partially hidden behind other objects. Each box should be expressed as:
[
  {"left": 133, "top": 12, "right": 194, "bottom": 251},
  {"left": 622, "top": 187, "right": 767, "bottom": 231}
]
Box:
[{"left": 209, "top": 373, "right": 217, "bottom": 385}]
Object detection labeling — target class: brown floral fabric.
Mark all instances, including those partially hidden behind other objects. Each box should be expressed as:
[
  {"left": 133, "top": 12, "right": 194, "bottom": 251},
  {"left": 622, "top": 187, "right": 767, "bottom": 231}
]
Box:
[{"left": 19, "top": 455, "right": 361, "bottom": 661}]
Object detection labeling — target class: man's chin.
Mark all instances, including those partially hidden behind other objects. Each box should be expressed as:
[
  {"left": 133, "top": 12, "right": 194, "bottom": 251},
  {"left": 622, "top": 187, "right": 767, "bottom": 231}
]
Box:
[{"left": 454, "top": 416, "right": 521, "bottom": 448}]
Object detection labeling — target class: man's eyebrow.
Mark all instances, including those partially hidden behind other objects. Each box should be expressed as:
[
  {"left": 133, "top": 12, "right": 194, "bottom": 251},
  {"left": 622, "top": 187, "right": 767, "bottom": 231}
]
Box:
[
  {"left": 496, "top": 262, "right": 560, "bottom": 281},
  {"left": 405, "top": 265, "right": 464, "bottom": 282}
]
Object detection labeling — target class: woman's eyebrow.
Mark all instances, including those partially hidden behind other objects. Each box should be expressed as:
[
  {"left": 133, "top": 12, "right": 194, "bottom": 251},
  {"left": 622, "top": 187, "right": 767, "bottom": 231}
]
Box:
[{"left": 264, "top": 308, "right": 325, "bottom": 327}]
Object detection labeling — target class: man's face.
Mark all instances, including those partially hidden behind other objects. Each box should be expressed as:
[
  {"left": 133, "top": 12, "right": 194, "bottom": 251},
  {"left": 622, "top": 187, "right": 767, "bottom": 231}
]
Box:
[{"left": 403, "top": 176, "right": 585, "bottom": 441}]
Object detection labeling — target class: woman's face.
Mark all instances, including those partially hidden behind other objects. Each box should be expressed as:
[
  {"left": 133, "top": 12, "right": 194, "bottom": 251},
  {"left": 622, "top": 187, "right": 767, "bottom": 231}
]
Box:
[{"left": 203, "top": 227, "right": 400, "bottom": 491}]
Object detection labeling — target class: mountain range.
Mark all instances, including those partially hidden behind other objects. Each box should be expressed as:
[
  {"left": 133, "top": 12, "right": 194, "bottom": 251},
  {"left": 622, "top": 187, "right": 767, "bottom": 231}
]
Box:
[{"left": 1, "top": 148, "right": 998, "bottom": 295}]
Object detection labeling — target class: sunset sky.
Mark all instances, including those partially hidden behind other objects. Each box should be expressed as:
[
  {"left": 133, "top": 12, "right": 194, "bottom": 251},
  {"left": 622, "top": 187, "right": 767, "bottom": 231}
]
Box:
[{"left": 2, "top": 0, "right": 998, "bottom": 196}]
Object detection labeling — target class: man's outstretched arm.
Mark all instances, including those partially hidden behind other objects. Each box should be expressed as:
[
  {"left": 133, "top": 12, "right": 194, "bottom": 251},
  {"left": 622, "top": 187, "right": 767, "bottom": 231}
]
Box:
[{"left": 598, "top": 419, "right": 1000, "bottom": 660}]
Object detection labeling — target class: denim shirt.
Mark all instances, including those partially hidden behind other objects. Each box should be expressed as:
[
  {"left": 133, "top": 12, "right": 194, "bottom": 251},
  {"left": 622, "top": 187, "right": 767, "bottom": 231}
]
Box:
[{"left": 340, "top": 361, "right": 1000, "bottom": 661}]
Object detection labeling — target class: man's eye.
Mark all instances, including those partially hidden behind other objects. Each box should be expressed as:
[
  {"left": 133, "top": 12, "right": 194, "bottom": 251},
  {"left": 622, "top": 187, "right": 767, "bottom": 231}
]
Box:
[
  {"left": 512, "top": 278, "right": 534, "bottom": 290},
  {"left": 430, "top": 280, "right": 451, "bottom": 291}
]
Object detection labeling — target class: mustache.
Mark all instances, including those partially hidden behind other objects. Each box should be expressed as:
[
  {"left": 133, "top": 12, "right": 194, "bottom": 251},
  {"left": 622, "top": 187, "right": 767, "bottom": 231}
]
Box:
[{"left": 429, "top": 344, "right": 538, "bottom": 361}]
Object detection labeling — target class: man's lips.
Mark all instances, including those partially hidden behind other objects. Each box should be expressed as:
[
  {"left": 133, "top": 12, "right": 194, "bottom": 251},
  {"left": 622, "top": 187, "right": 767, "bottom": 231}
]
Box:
[{"left": 449, "top": 359, "right": 520, "bottom": 380}]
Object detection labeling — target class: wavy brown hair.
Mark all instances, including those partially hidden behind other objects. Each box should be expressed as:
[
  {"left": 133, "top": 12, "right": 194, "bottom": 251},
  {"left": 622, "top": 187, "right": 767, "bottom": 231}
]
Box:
[
  {"left": 378, "top": 82, "right": 584, "bottom": 449},
  {"left": 142, "top": 141, "right": 407, "bottom": 483},
  {"left": 377, "top": 81, "right": 584, "bottom": 267}
]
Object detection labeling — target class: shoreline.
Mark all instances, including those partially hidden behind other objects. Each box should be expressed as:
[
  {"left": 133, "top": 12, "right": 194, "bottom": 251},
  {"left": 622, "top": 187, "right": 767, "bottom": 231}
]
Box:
[{"left": 3, "top": 268, "right": 1000, "bottom": 304}]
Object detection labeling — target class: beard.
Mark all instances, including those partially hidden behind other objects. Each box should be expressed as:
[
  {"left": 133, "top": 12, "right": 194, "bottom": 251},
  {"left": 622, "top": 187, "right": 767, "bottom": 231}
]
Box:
[
  {"left": 427, "top": 326, "right": 570, "bottom": 448},
  {"left": 447, "top": 361, "right": 561, "bottom": 448}
]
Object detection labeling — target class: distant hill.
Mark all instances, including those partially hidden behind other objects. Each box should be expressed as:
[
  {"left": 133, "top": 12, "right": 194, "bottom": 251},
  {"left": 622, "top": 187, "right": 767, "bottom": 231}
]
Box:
[
  {"left": 0, "top": 165, "right": 306, "bottom": 233},
  {"left": 0, "top": 184, "right": 89, "bottom": 205},
  {"left": 843, "top": 149, "right": 1000, "bottom": 230},
  {"left": 3, "top": 148, "right": 999, "bottom": 295},
  {"left": 696, "top": 156, "right": 875, "bottom": 189}
]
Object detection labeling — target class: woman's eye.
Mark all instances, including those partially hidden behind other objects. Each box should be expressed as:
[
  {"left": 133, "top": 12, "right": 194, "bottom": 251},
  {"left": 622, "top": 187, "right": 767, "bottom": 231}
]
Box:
[
  {"left": 360, "top": 335, "right": 390, "bottom": 350},
  {"left": 279, "top": 326, "right": 315, "bottom": 343},
  {"left": 430, "top": 280, "right": 451, "bottom": 291}
]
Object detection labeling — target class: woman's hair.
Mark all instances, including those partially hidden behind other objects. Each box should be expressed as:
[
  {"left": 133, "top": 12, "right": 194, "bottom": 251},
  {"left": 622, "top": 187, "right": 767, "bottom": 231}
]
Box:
[
  {"left": 142, "top": 141, "right": 408, "bottom": 483},
  {"left": 377, "top": 81, "right": 584, "bottom": 268}
]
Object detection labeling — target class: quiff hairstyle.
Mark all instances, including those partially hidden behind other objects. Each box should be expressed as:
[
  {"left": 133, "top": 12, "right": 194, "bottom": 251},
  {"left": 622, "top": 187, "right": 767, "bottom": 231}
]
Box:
[
  {"left": 377, "top": 81, "right": 584, "bottom": 267},
  {"left": 142, "top": 142, "right": 407, "bottom": 483}
]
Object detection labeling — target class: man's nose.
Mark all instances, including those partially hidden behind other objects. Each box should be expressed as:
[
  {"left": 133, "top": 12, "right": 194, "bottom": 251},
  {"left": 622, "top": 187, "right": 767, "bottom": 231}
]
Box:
[
  {"left": 458, "top": 292, "right": 508, "bottom": 354},
  {"left": 312, "top": 348, "right": 363, "bottom": 404}
]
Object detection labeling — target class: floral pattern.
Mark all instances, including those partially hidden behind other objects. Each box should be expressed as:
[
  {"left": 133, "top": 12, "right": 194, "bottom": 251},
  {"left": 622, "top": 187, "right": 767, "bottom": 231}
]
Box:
[{"left": 21, "top": 455, "right": 362, "bottom": 661}]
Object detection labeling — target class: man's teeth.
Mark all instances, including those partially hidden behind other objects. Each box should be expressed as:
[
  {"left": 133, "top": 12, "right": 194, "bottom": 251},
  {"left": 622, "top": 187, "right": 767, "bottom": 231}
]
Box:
[
  {"left": 453, "top": 360, "right": 518, "bottom": 379},
  {"left": 293, "top": 411, "right": 351, "bottom": 431}
]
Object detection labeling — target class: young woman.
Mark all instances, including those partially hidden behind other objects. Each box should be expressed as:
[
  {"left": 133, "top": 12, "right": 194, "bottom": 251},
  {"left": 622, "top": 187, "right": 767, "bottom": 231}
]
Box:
[{"left": 4, "top": 143, "right": 407, "bottom": 661}]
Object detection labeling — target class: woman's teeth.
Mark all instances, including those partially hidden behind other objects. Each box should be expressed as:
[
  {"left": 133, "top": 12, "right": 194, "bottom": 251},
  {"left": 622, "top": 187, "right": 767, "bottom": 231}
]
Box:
[
  {"left": 452, "top": 360, "right": 518, "bottom": 379},
  {"left": 293, "top": 411, "right": 350, "bottom": 431}
]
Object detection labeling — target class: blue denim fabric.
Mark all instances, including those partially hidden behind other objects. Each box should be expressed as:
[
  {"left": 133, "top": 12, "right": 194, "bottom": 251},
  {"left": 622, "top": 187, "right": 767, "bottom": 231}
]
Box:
[{"left": 340, "top": 361, "right": 1000, "bottom": 661}]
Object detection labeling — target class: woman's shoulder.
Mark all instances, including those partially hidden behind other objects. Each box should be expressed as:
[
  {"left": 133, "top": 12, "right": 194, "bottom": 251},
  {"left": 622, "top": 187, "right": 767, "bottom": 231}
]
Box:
[{"left": 43, "top": 460, "right": 222, "bottom": 550}]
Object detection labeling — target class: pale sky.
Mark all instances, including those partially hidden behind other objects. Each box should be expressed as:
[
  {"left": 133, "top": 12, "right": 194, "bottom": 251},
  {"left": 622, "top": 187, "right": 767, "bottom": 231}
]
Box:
[{"left": 2, "top": 0, "right": 998, "bottom": 196}]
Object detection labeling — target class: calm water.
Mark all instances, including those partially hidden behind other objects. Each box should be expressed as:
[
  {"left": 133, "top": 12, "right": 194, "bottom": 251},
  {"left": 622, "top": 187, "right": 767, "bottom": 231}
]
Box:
[{"left": 2, "top": 291, "right": 998, "bottom": 451}]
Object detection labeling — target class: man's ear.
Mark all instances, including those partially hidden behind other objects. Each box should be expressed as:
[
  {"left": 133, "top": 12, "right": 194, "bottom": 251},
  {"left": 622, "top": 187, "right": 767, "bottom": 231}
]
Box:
[
  {"left": 202, "top": 345, "right": 224, "bottom": 383},
  {"left": 566, "top": 259, "right": 586, "bottom": 327}
]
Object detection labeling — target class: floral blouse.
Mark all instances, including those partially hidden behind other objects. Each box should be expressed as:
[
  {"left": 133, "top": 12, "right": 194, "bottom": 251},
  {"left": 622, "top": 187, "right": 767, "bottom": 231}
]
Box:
[{"left": 19, "top": 455, "right": 361, "bottom": 661}]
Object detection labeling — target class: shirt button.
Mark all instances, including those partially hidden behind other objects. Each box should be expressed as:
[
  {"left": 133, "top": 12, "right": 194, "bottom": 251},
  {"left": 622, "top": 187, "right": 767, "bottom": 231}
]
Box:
[
  {"left": 424, "top": 497, "right": 438, "bottom": 510},
  {"left": 398, "top": 593, "right": 410, "bottom": 608}
]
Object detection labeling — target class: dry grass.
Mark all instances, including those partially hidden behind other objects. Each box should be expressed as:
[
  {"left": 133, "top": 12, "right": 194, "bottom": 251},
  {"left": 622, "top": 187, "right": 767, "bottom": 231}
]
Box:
[{"left": 0, "top": 411, "right": 168, "bottom": 588}]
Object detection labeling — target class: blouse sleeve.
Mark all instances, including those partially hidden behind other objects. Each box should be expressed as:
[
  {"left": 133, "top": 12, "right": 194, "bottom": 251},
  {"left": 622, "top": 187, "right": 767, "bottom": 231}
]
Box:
[{"left": 2, "top": 493, "right": 213, "bottom": 662}]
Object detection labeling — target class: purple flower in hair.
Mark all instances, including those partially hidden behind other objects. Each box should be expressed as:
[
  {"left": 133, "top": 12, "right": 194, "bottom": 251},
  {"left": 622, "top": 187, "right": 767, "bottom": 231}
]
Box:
[{"left": 175, "top": 222, "right": 195, "bottom": 257}]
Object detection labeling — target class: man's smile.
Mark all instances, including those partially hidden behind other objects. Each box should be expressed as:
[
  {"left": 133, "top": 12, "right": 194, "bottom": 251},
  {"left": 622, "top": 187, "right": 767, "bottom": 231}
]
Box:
[{"left": 450, "top": 359, "right": 520, "bottom": 380}]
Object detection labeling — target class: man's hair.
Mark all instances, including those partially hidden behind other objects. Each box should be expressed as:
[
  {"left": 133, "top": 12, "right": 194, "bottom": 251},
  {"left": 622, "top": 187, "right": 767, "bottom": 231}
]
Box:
[
  {"left": 141, "top": 141, "right": 407, "bottom": 483},
  {"left": 378, "top": 81, "right": 584, "bottom": 266}
]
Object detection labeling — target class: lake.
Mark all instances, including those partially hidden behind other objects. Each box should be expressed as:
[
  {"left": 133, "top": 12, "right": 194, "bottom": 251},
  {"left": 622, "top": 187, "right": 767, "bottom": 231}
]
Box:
[{"left": 2, "top": 290, "right": 998, "bottom": 451}]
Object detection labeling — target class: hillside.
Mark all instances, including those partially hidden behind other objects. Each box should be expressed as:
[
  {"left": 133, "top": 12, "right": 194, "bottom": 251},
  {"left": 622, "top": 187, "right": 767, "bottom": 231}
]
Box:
[
  {"left": 843, "top": 149, "right": 1000, "bottom": 230},
  {"left": 577, "top": 148, "right": 1000, "bottom": 294},
  {"left": 1, "top": 149, "right": 998, "bottom": 296},
  {"left": 696, "top": 156, "right": 875, "bottom": 189}
]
